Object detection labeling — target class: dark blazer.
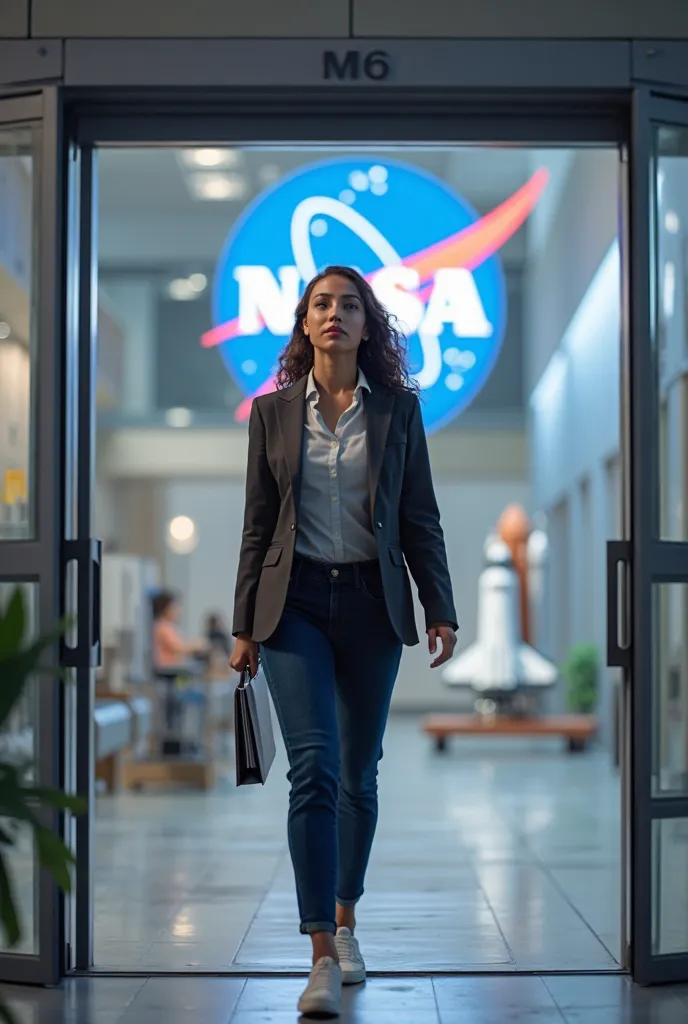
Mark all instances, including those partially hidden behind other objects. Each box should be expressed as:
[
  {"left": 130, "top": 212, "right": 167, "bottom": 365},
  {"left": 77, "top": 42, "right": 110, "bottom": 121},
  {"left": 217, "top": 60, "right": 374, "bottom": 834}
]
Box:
[{"left": 232, "top": 374, "right": 458, "bottom": 646}]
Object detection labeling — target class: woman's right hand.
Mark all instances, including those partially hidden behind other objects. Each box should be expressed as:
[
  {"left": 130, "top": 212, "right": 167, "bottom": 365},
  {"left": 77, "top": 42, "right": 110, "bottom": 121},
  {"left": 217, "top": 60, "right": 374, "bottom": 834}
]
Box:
[{"left": 229, "top": 634, "right": 259, "bottom": 678}]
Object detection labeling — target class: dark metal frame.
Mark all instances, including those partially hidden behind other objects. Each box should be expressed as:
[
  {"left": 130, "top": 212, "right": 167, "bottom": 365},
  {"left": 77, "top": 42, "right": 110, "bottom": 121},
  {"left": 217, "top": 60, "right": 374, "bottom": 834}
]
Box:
[
  {"left": 65, "top": 90, "right": 631, "bottom": 978},
  {"left": 627, "top": 87, "right": 688, "bottom": 985},
  {"left": 65, "top": 142, "right": 100, "bottom": 974},
  {"left": 0, "top": 88, "right": 66, "bottom": 987}
]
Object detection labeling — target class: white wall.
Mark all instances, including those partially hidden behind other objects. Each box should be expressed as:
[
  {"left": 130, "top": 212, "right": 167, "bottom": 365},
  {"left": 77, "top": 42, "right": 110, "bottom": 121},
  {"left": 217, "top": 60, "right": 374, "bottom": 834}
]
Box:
[
  {"left": 530, "top": 244, "right": 621, "bottom": 507},
  {"left": 525, "top": 149, "right": 619, "bottom": 395},
  {"left": 524, "top": 138, "right": 621, "bottom": 749},
  {"left": 529, "top": 243, "right": 621, "bottom": 744}
]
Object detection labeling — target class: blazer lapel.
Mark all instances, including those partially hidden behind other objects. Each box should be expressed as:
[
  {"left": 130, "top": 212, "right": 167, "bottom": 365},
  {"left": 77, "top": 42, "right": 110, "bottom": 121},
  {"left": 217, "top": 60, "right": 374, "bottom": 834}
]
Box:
[
  {"left": 365, "top": 384, "right": 395, "bottom": 522},
  {"left": 276, "top": 376, "right": 307, "bottom": 511}
]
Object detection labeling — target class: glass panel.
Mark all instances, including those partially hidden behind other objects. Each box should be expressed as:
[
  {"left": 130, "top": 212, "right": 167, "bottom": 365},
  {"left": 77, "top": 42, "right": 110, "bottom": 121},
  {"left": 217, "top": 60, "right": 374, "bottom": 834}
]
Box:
[
  {"left": 0, "top": 125, "right": 37, "bottom": 540},
  {"left": 0, "top": 582, "right": 38, "bottom": 954},
  {"left": 653, "top": 583, "right": 688, "bottom": 796},
  {"left": 652, "top": 818, "right": 688, "bottom": 955},
  {"left": 656, "top": 126, "right": 688, "bottom": 540}
]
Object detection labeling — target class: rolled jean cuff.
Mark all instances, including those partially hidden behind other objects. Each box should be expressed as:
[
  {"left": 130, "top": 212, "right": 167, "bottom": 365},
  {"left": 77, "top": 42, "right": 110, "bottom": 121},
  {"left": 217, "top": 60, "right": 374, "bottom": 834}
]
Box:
[
  {"left": 336, "top": 894, "right": 361, "bottom": 907},
  {"left": 300, "top": 921, "right": 336, "bottom": 935}
]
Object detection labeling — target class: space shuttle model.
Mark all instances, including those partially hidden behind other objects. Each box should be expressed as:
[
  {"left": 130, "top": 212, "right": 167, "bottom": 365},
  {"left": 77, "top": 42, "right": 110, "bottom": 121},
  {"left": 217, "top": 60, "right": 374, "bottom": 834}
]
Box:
[{"left": 442, "top": 505, "right": 557, "bottom": 712}]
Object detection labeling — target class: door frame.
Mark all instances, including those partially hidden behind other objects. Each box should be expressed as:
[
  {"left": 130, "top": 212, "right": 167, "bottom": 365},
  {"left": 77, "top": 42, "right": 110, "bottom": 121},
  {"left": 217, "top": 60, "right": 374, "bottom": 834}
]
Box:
[
  {"left": 0, "top": 50, "right": 685, "bottom": 989},
  {"left": 626, "top": 84, "right": 688, "bottom": 985},
  {"left": 0, "top": 87, "right": 67, "bottom": 987},
  {"left": 66, "top": 91, "right": 633, "bottom": 974}
]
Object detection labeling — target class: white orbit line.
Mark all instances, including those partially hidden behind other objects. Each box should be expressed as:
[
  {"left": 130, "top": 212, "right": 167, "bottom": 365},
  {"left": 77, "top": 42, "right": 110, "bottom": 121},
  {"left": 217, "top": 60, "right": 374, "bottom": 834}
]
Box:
[
  {"left": 290, "top": 194, "right": 443, "bottom": 390},
  {"left": 290, "top": 196, "right": 401, "bottom": 280}
]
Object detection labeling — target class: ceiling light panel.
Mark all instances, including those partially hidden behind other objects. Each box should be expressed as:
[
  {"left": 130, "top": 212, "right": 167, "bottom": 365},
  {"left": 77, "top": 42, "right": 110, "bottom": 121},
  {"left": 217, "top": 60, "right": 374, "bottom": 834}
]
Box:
[
  {"left": 187, "top": 172, "right": 247, "bottom": 201},
  {"left": 180, "top": 148, "right": 241, "bottom": 170}
]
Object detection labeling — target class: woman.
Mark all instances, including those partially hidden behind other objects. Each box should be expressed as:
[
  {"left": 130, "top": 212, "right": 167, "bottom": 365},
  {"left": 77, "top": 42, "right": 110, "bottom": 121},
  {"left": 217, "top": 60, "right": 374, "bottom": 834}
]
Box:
[
  {"left": 230, "top": 266, "right": 458, "bottom": 1018},
  {"left": 152, "top": 590, "right": 207, "bottom": 667}
]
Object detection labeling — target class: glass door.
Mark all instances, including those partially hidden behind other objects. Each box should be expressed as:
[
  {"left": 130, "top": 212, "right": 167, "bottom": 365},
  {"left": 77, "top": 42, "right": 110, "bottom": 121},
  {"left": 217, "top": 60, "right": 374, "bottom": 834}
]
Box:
[
  {"left": 0, "top": 90, "right": 70, "bottom": 985},
  {"left": 625, "top": 88, "right": 688, "bottom": 984}
]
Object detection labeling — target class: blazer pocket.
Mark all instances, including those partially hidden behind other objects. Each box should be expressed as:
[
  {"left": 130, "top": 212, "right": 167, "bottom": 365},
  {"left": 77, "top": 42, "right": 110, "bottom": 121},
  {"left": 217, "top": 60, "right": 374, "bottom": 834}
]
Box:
[
  {"left": 262, "top": 545, "right": 283, "bottom": 568},
  {"left": 388, "top": 546, "right": 405, "bottom": 567}
]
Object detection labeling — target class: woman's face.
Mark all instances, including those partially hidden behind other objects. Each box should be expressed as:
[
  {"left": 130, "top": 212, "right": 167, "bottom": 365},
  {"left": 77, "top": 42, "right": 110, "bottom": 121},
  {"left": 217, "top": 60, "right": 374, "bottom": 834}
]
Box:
[
  {"left": 166, "top": 600, "right": 181, "bottom": 622},
  {"left": 303, "top": 274, "right": 368, "bottom": 357}
]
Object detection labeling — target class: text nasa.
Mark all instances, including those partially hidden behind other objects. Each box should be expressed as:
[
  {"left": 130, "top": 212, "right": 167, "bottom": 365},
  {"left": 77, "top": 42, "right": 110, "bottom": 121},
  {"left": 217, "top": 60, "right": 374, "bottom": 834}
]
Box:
[{"left": 233, "top": 265, "right": 495, "bottom": 387}]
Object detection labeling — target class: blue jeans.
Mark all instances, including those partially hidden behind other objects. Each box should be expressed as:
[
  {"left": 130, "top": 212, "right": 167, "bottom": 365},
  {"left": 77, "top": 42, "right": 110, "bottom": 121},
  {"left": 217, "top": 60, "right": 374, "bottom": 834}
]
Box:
[{"left": 260, "top": 556, "right": 403, "bottom": 935}]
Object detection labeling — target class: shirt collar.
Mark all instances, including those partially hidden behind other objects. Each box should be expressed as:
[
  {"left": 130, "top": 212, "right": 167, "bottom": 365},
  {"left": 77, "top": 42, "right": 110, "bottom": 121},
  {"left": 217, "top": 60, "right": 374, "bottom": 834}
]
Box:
[{"left": 306, "top": 368, "right": 371, "bottom": 402}]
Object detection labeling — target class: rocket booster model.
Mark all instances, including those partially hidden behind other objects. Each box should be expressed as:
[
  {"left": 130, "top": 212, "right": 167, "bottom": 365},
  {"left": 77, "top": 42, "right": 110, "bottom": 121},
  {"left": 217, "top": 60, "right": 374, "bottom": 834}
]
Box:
[{"left": 442, "top": 537, "right": 558, "bottom": 695}]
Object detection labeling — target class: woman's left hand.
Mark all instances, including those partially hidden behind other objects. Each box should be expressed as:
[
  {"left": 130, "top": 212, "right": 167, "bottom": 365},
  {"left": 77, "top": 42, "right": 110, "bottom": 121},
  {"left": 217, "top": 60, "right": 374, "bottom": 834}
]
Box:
[{"left": 427, "top": 624, "right": 457, "bottom": 668}]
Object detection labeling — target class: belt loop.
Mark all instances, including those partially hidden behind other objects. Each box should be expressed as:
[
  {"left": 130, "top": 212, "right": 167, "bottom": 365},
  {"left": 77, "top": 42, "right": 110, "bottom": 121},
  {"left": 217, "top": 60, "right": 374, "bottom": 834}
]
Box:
[
  {"left": 292, "top": 556, "right": 302, "bottom": 585},
  {"left": 353, "top": 562, "right": 360, "bottom": 589}
]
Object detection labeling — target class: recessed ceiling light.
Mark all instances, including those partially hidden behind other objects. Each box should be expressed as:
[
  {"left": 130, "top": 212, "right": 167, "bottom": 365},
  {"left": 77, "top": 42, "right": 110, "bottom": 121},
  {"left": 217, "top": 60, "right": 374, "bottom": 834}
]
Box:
[
  {"left": 0, "top": 322, "right": 9, "bottom": 339},
  {"left": 166, "top": 407, "right": 194, "bottom": 428},
  {"left": 663, "top": 261, "right": 676, "bottom": 319},
  {"left": 258, "top": 163, "right": 281, "bottom": 186},
  {"left": 168, "top": 278, "right": 197, "bottom": 301},
  {"left": 182, "top": 148, "right": 240, "bottom": 169},
  {"left": 665, "top": 210, "right": 680, "bottom": 234},
  {"left": 167, "top": 514, "right": 198, "bottom": 554},
  {"left": 188, "top": 273, "right": 207, "bottom": 293},
  {"left": 188, "top": 172, "right": 247, "bottom": 201}
]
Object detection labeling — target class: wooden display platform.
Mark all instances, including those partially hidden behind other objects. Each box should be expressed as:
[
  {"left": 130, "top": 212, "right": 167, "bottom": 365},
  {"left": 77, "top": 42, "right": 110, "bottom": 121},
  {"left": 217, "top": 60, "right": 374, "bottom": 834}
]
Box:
[
  {"left": 422, "top": 713, "right": 598, "bottom": 753},
  {"left": 122, "top": 758, "right": 215, "bottom": 791}
]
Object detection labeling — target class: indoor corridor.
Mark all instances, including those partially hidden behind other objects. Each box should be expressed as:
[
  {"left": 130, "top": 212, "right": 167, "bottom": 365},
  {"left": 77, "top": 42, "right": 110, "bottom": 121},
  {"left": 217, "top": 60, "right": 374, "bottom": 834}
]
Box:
[{"left": 92, "top": 718, "right": 621, "bottom": 973}]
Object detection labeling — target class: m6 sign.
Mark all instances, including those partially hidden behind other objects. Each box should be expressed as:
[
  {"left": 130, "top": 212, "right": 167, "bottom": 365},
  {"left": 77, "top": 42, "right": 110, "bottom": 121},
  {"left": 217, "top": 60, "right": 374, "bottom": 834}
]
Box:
[{"left": 322, "top": 50, "right": 391, "bottom": 82}]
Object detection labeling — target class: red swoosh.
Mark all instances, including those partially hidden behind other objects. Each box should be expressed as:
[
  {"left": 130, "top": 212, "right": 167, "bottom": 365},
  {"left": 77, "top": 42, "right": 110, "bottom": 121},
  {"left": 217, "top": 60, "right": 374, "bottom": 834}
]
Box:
[{"left": 202, "top": 167, "right": 549, "bottom": 421}]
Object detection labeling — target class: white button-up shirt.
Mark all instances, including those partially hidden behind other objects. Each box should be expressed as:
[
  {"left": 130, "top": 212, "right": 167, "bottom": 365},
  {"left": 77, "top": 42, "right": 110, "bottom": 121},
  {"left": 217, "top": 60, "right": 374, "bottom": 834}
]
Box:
[{"left": 295, "top": 369, "right": 378, "bottom": 564}]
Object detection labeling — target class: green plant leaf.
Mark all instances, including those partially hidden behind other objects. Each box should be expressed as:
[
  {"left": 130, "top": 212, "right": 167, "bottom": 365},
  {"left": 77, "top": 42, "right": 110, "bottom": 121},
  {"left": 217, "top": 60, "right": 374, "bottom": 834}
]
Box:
[
  {"left": 0, "top": 790, "right": 76, "bottom": 885},
  {"left": 0, "top": 645, "right": 64, "bottom": 732},
  {"left": 24, "top": 788, "right": 86, "bottom": 816},
  {"left": 0, "top": 589, "right": 26, "bottom": 661},
  {"left": 34, "top": 827, "right": 75, "bottom": 892},
  {"left": 0, "top": 825, "right": 16, "bottom": 848},
  {"left": 0, "top": 853, "right": 21, "bottom": 948},
  {"left": 0, "top": 998, "right": 18, "bottom": 1024}
]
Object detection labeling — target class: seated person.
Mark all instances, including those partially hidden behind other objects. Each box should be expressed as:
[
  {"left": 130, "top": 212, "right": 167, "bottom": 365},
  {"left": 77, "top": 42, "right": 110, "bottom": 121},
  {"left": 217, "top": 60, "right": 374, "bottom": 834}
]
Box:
[
  {"left": 205, "top": 613, "right": 230, "bottom": 658},
  {"left": 151, "top": 590, "right": 208, "bottom": 755},
  {"left": 152, "top": 590, "right": 207, "bottom": 670}
]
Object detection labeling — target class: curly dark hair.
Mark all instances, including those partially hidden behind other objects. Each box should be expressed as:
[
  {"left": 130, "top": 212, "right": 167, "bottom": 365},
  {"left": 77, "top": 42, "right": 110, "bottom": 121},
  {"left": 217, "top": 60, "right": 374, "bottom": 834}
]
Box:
[{"left": 275, "top": 266, "right": 419, "bottom": 394}]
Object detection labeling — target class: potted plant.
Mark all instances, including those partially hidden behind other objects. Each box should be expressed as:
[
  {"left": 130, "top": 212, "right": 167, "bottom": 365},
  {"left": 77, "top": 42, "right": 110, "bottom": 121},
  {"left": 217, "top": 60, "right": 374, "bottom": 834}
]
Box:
[
  {"left": 0, "top": 588, "right": 85, "bottom": 1024},
  {"left": 562, "top": 642, "right": 599, "bottom": 714}
]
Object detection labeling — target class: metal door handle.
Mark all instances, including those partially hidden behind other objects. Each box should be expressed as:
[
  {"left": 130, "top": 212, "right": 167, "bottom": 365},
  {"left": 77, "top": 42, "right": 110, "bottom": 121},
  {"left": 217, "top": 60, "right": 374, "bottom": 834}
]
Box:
[
  {"left": 607, "top": 540, "right": 631, "bottom": 668},
  {"left": 61, "top": 538, "right": 102, "bottom": 668}
]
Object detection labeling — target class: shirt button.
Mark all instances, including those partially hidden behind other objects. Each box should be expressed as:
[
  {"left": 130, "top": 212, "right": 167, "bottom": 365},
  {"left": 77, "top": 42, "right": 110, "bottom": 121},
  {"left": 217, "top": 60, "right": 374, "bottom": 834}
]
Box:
[
  {"left": 331, "top": 440, "right": 338, "bottom": 448},
  {"left": 331, "top": 495, "right": 338, "bottom": 502},
  {"left": 330, "top": 568, "right": 339, "bottom": 578}
]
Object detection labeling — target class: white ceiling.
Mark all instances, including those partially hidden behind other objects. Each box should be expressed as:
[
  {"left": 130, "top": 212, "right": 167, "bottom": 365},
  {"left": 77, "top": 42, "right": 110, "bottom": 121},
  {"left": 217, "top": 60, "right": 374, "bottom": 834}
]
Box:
[{"left": 96, "top": 145, "right": 540, "bottom": 270}]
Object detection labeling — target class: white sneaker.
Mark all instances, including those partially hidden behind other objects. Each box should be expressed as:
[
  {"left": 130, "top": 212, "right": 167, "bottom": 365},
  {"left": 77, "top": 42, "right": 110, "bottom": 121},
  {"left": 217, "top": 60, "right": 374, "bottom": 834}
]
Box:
[
  {"left": 334, "top": 927, "right": 366, "bottom": 985},
  {"left": 297, "top": 956, "right": 343, "bottom": 1018}
]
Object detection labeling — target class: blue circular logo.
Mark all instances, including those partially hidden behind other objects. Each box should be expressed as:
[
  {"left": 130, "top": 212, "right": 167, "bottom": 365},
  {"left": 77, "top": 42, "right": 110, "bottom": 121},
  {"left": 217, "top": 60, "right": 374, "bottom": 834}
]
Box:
[{"left": 210, "top": 157, "right": 509, "bottom": 433}]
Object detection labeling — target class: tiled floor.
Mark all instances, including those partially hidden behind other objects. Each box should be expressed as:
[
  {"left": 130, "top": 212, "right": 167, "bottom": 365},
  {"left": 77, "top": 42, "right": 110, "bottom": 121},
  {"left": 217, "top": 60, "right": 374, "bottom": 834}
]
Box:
[
  {"left": 4, "top": 974, "right": 688, "bottom": 1023},
  {"left": 93, "top": 716, "right": 622, "bottom": 972}
]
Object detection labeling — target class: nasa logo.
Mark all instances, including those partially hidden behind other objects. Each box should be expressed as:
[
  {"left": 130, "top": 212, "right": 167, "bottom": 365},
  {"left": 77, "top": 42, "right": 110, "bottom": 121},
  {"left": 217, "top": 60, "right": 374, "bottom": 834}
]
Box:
[{"left": 202, "top": 157, "right": 548, "bottom": 433}]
